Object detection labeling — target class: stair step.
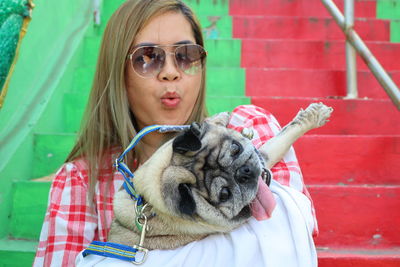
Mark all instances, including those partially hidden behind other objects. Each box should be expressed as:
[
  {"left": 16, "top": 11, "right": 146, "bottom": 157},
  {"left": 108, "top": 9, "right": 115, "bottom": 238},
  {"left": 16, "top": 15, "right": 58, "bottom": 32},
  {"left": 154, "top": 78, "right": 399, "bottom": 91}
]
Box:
[
  {"left": 71, "top": 66, "right": 96, "bottom": 93},
  {"left": 206, "top": 39, "right": 241, "bottom": 67},
  {"left": 185, "top": 0, "right": 229, "bottom": 16},
  {"left": 318, "top": 247, "right": 400, "bottom": 267},
  {"left": 207, "top": 67, "right": 245, "bottom": 96},
  {"left": 377, "top": 0, "right": 400, "bottom": 20},
  {"left": 10, "top": 181, "right": 51, "bottom": 239},
  {"left": 233, "top": 16, "right": 390, "bottom": 41},
  {"left": 0, "top": 239, "right": 37, "bottom": 267},
  {"left": 199, "top": 15, "right": 232, "bottom": 39},
  {"left": 245, "top": 68, "right": 400, "bottom": 99},
  {"left": 241, "top": 39, "right": 400, "bottom": 70},
  {"left": 207, "top": 96, "right": 251, "bottom": 115},
  {"left": 309, "top": 185, "right": 400, "bottom": 248},
  {"left": 32, "top": 133, "right": 76, "bottom": 178},
  {"left": 230, "top": 0, "right": 377, "bottom": 18},
  {"left": 296, "top": 135, "right": 400, "bottom": 185},
  {"left": 251, "top": 97, "right": 400, "bottom": 135},
  {"left": 63, "top": 92, "right": 89, "bottom": 133},
  {"left": 81, "top": 36, "right": 102, "bottom": 67}
]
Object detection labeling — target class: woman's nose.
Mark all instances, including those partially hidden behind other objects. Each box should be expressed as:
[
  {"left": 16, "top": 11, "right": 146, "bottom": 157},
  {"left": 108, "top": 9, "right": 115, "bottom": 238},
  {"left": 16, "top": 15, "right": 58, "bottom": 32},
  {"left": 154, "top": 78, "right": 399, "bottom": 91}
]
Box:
[{"left": 158, "top": 52, "right": 181, "bottom": 81}]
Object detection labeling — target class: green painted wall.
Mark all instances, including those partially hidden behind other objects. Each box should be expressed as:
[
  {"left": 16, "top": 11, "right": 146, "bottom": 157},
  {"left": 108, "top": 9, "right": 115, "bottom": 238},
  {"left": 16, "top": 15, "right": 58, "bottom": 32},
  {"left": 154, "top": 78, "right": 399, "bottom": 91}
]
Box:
[{"left": 0, "top": 0, "right": 93, "bottom": 238}]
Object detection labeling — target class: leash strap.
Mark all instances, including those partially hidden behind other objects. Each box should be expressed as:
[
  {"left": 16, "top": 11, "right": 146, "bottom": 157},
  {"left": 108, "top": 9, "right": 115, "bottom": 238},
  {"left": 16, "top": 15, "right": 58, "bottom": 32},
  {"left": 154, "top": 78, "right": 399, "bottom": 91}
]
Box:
[
  {"left": 83, "top": 125, "right": 189, "bottom": 264},
  {"left": 82, "top": 241, "right": 142, "bottom": 262},
  {"left": 115, "top": 125, "right": 190, "bottom": 207}
]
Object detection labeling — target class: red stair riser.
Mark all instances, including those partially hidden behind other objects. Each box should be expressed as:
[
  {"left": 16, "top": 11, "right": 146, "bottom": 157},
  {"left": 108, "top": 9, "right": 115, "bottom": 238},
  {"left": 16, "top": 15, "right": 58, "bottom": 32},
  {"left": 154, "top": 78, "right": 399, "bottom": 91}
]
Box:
[
  {"left": 233, "top": 16, "right": 390, "bottom": 42},
  {"left": 251, "top": 98, "right": 400, "bottom": 135},
  {"left": 246, "top": 69, "right": 400, "bottom": 99},
  {"left": 295, "top": 135, "right": 400, "bottom": 185},
  {"left": 241, "top": 40, "right": 400, "bottom": 71},
  {"left": 318, "top": 254, "right": 400, "bottom": 267},
  {"left": 230, "top": 0, "right": 376, "bottom": 18},
  {"left": 309, "top": 185, "right": 400, "bottom": 248}
]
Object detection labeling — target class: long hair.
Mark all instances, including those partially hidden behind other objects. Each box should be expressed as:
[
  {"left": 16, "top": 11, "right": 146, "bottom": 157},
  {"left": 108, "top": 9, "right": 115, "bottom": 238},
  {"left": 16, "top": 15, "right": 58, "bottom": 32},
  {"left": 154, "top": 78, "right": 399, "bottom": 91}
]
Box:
[{"left": 66, "top": 0, "right": 208, "bottom": 200}]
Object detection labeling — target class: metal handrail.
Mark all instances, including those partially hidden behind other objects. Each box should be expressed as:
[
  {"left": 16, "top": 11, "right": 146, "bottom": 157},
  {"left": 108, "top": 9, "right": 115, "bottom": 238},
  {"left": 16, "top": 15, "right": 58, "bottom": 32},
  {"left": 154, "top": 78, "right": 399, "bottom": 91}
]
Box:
[
  {"left": 321, "top": 0, "right": 400, "bottom": 110},
  {"left": 344, "top": 0, "right": 358, "bottom": 98}
]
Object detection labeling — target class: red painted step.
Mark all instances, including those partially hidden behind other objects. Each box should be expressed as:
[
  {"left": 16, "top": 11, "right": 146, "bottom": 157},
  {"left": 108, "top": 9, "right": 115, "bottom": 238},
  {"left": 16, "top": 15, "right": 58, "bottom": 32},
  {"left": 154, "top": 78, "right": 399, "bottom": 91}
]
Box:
[
  {"left": 233, "top": 16, "right": 390, "bottom": 42},
  {"left": 230, "top": 0, "right": 377, "bottom": 18},
  {"left": 296, "top": 135, "right": 400, "bottom": 185},
  {"left": 309, "top": 185, "right": 400, "bottom": 248},
  {"left": 241, "top": 39, "right": 400, "bottom": 71},
  {"left": 246, "top": 68, "right": 400, "bottom": 99},
  {"left": 251, "top": 97, "right": 400, "bottom": 135},
  {"left": 318, "top": 248, "right": 400, "bottom": 267}
]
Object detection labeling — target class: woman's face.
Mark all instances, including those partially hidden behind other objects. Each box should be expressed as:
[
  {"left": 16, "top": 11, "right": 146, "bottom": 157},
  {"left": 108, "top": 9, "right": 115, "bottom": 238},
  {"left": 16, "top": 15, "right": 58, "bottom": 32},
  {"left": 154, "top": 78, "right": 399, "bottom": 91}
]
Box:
[{"left": 125, "top": 11, "right": 202, "bottom": 130}]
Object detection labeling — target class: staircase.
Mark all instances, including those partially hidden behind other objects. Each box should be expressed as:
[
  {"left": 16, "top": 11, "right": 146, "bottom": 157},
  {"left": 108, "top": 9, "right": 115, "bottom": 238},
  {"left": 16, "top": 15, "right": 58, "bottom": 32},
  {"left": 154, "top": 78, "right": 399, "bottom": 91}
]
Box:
[
  {"left": 230, "top": 0, "right": 400, "bottom": 265},
  {"left": 0, "top": 0, "right": 399, "bottom": 266}
]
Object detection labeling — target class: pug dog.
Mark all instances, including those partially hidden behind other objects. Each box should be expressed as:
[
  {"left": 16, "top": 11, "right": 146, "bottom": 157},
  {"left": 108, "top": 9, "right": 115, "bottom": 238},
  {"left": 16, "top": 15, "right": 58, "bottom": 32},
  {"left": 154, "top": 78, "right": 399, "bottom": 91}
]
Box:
[{"left": 108, "top": 103, "right": 333, "bottom": 250}]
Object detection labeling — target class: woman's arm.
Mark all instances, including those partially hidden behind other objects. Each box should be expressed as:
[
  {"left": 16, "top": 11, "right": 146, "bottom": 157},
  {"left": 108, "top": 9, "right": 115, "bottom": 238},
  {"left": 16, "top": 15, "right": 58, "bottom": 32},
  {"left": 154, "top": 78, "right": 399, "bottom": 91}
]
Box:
[{"left": 33, "top": 162, "right": 98, "bottom": 267}]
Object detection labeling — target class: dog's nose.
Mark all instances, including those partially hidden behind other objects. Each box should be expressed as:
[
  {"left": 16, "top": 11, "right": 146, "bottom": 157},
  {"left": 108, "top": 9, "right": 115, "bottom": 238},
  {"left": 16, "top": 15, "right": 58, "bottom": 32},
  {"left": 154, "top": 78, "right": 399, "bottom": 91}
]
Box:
[{"left": 236, "top": 165, "right": 256, "bottom": 183}]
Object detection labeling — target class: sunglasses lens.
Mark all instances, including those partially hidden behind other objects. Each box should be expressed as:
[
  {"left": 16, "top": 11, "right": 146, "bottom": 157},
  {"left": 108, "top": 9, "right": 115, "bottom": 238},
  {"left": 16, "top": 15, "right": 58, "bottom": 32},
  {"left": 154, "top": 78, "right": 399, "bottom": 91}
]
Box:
[
  {"left": 131, "top": 46, "right": 165, "bottom": 77},
  {"left": 175, "top": 45, "right": 206, "bottom": 75}
]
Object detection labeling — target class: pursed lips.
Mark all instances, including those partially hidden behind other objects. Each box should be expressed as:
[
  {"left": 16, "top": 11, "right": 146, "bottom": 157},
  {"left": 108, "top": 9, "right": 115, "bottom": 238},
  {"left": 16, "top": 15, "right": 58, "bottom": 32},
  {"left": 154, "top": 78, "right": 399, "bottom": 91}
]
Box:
[{"left": 161, "top": 92, "right": 181, "bottom": 108}]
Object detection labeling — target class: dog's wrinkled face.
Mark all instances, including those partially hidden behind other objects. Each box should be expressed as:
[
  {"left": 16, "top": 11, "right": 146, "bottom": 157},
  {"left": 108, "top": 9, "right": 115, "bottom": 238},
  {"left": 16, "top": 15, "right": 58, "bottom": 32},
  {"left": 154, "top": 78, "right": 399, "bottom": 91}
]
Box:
[{"left": 161, "top": 122, "right": 261, "bottom": 230}]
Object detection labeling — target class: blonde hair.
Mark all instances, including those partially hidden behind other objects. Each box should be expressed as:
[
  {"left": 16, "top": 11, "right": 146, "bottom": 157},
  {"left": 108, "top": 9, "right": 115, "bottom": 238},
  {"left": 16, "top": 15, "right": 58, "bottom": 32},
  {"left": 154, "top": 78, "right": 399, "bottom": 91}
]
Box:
[{"left": 66, "top": 0, "right": 208, "bottom": 200}]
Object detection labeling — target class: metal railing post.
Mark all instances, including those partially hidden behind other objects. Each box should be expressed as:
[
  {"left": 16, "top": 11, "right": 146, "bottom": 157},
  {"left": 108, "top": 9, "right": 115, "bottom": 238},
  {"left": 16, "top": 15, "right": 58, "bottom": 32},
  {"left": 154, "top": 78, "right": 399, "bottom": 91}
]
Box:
[
  {"left": 321, "top": 0, "right": 400, "bottom": 110},
  {"left": 345, "top": 0, "right": 358, "bottom": 98}
]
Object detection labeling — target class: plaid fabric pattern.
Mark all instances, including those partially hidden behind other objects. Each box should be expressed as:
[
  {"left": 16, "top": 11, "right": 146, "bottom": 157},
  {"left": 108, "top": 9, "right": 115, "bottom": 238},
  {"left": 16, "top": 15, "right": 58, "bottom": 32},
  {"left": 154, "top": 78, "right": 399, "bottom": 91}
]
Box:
[
  {"left": 33, "top": 158, "right": 124, "bottom": 267},
  {"left": 33, "top": 105, "right": 317, "bottom": 266}
]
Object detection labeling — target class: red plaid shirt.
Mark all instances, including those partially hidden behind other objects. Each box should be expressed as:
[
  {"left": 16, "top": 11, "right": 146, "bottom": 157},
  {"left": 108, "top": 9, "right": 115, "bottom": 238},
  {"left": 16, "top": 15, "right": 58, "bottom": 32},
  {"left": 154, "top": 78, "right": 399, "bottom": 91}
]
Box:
[{"left": 33, "top": 105, "right": 318, "bottom": 266}]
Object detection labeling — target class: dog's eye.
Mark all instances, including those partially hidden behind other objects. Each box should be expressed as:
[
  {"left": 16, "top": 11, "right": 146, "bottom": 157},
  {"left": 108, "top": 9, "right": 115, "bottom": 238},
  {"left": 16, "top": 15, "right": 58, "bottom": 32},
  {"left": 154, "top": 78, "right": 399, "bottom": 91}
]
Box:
[
  {"left": 219, "top": 187, "right": 231, "bottom": 203},
  {"left": 230, "top": 141, "right": 242, "bottom": 157}
]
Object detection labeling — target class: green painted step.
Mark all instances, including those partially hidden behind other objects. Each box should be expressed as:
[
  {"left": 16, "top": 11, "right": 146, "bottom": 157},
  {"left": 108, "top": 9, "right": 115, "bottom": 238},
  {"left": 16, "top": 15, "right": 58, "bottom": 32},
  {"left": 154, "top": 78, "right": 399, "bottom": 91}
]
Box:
[
  {"left": 71, "top": 66, "right": 95, "bottom": 93},
  {"left": 32, "top": 133, "right": 76, "bottom": 178},
  {"left": 207, "top": 96, "right": 251, "bottom": 115},
  {"left": 392, "top": 21, "right": 400, "bottom": 42},
  {"left": 63, "top": 91, "right": 89, "bottom": 133},
  {"left": 377, "top": 0, "right": 400, "bottom": 42},
  {"left": 10, "top": 181, "right": 51, "bottom": 240},
  {"left": 0, "top": 239, "right": 37, "bottom": 267},
  {"left": 205, "top": 39, "right": 241, "bottom": 67},
  {"left": 207, "top": 67, "right": 245, "bottom": 96},
  {"left": 199, "top": 15, "right": 232, "bottom": 39},
  {"left": 102, "top": 0, "right": 126, "bottom": 24},
  {"left": 377, "top": 0, "right": 400, "bottom": 20},
  {"left": 184, "top": 0, "right": 229, "bottom": 16},
  {"left": 81, "top": 35, "right": 102, "bottom": 67}
]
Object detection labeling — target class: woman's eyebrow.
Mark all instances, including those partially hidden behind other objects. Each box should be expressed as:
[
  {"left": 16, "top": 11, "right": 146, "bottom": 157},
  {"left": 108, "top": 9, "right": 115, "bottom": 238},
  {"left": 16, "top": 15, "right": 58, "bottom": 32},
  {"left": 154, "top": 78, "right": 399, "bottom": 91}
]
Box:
[
  {"left": 174, "top": 40, "right": 194, "bottom": 45},
  {"left": 134, "top": 40, "right": 194, "bottom": 48}
]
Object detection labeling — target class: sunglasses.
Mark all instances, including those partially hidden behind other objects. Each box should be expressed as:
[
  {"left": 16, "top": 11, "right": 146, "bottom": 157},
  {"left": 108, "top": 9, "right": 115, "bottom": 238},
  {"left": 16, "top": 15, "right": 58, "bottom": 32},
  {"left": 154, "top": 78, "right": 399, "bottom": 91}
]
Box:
[{"left": 127, "top": 44, "right": 207, "bottom": 78}]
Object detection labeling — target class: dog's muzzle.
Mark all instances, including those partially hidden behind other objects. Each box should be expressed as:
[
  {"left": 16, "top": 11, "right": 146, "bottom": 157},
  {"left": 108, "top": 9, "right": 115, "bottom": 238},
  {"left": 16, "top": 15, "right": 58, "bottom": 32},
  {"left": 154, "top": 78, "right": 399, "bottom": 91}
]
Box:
[{"left": 235, "top": 165, "right": 258, "bottom": 184}]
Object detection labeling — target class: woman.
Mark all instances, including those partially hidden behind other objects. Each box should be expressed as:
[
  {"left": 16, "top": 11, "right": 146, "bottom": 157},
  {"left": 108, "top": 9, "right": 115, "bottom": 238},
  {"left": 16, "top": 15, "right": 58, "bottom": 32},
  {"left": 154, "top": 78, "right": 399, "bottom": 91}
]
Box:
[{"left": 34, "top": 0, "right": 317, "bottom": 266}]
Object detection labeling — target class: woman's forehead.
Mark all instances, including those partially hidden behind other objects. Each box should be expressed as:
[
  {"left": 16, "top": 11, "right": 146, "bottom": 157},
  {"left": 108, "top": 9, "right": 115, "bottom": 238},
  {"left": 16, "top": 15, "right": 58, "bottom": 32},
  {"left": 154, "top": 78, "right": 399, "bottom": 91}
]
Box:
[{"left": 133, "top": 11, "right": 196, "bottom": 46}]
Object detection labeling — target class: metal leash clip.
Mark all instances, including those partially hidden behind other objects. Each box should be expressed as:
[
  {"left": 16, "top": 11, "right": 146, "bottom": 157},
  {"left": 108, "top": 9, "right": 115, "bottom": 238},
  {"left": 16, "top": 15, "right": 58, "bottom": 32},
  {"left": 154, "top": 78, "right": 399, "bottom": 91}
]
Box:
[{"left": 132, "top": 203, "right": 150, "bottom": 264}]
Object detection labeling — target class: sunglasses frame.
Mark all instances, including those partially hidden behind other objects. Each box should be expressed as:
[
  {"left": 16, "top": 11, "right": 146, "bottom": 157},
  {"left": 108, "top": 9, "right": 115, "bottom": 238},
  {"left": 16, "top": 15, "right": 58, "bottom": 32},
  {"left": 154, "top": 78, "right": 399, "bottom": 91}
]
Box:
[{"left": 127, "top": 44, "right": 207, "bottom": 78}]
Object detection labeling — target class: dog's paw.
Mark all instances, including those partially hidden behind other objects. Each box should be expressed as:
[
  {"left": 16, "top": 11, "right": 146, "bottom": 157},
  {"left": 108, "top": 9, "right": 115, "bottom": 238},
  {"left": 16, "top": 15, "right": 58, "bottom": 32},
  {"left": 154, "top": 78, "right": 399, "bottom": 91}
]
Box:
[{"left": 293, "top": 102, "right": 333, "bottom": 130}]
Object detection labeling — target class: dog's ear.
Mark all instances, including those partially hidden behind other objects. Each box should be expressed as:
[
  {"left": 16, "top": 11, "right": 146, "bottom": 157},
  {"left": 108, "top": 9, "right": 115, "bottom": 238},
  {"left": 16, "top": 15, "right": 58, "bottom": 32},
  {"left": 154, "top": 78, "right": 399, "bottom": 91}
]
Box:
[
  {"left": 173, "top": 122, "right": 202, "bottom": 154},
  {"left": 205, "top": 112, "right": 230, "bottom": 127},
  {"left": 178, "top": 184, "right": 196, "bottom": 216}
]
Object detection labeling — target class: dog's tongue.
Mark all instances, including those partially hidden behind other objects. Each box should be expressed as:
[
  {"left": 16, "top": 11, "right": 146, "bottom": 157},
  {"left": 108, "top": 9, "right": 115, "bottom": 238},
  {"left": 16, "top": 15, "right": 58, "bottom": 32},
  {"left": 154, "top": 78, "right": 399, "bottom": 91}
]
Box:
[{"left": 251, "top": 177, "right": 276, "bottom": 220}]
